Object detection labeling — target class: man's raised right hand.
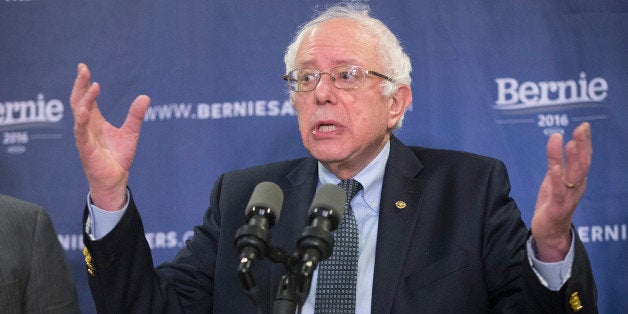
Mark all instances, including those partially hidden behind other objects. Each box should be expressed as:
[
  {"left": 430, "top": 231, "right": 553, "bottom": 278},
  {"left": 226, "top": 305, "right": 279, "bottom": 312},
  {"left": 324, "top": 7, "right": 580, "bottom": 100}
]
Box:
[{"left": 70, "top": 63, "right": 150, "bottom": 211}]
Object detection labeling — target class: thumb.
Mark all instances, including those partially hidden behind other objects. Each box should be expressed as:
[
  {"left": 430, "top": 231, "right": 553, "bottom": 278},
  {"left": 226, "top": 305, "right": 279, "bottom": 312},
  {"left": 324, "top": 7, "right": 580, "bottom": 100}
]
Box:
[{"left": 122, "top": 95, "right": 151, "bottom": 135}]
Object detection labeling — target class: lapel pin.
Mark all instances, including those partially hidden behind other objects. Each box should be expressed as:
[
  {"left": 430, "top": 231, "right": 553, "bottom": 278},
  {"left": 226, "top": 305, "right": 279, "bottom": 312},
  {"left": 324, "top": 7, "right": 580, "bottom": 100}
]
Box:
[{"left": 395, "top": 201, "right": 406, "bottom": 209}]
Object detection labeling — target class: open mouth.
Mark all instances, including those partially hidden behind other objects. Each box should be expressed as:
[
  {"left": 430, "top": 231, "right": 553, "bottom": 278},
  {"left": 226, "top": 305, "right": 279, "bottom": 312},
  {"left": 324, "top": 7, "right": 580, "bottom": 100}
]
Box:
[{"left": 317, "top": 124, "right": 338, "bottom": 132}]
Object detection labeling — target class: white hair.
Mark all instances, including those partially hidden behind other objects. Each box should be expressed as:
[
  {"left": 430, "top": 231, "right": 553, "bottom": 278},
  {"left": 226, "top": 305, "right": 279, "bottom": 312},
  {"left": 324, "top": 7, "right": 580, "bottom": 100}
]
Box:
[{"left": 283, "top": 3, "right": 412, "bottom": 128}]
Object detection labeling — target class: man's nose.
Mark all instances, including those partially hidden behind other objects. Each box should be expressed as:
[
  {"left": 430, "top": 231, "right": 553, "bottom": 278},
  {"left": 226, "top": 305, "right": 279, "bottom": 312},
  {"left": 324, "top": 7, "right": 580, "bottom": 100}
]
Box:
[{"left": 314, "top": 72, "right": 336, "bottom": 104}]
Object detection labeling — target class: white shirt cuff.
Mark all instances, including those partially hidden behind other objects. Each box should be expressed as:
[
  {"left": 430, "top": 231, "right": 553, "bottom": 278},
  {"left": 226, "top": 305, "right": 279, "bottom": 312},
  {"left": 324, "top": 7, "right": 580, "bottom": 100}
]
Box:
[
  {"left": 85, "top": 190, "right": 129, "bottom": 240},
  {"left": 526, "top": 230, "right": 575, "bottom": 291}
]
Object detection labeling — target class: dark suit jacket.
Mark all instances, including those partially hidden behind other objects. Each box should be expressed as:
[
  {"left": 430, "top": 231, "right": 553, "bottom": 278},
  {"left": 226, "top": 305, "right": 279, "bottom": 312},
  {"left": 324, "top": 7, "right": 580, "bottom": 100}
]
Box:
[
  {"left": 83, "top": 136, "right": 597, "bottom": 313},
  {"left": 0, "top": 194, "right": 80, "bottom": 314}
]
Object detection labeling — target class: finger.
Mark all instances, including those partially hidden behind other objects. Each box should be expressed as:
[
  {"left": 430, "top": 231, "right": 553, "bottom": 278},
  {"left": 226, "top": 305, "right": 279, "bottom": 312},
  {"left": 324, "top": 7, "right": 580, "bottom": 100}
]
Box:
[
  {"left": 121, "top": 95, "right": 151, "bottom": 137},
  {"left": 574, "top": 122, "right": 592, "bottom": 172},
  {"left": 70, "top": 63, "right": 92, "bottom": 111},
  {"left": 564, "top": 123, "right": 592, "bottom": 187},
  {"left": 546, "top": 132, "right": 567, "bottom": 192},
  {"left": 563, "top": 140, "right": 583, "bottom": 187},
  {"left": 71, "top": 64, "right": 102, "bottom": 124},
  {"left": 546, "top": 132, "right": 564, "bottom": 172},
  {"left": 73, "top": 82, "right": 101, "bottom": 144}
]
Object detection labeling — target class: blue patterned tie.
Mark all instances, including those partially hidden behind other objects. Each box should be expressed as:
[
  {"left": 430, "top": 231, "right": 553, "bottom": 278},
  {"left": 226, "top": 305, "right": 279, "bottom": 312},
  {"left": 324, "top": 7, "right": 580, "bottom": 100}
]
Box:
[{"left": 315, "top": 179, "right": 363, "bottom": 313}]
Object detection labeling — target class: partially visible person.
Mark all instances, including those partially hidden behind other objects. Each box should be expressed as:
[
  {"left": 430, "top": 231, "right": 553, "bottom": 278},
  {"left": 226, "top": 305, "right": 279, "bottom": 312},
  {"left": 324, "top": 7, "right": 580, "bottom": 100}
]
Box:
[{"left": 0, "top": 194, "right": 80, "bottom": 314}]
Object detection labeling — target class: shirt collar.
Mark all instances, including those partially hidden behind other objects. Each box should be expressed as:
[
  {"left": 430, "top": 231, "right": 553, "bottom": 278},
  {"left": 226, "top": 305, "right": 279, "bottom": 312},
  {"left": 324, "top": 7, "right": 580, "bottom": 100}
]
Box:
[{"left": 318, "top": 140, "right": 390, "bottom": 211}]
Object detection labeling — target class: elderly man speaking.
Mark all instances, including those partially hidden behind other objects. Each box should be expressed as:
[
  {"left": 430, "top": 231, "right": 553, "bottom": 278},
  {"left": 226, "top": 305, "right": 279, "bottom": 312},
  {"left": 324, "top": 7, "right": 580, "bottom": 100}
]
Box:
[{"left": 70, "top": 4, "right": 596, "bottom": 313}]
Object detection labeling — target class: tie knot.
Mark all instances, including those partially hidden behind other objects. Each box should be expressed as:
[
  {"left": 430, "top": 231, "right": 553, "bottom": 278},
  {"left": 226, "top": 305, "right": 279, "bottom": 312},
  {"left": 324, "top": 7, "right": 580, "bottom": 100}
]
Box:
[{"left": 338, "top": 179, "right": 363, "bottom": 203}]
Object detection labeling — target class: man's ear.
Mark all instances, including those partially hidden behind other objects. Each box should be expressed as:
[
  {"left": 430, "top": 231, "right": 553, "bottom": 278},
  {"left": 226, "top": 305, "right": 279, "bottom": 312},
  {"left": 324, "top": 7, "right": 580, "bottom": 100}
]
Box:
[{"left": 388, "top": 84, "right": 413, "bottom": 129}]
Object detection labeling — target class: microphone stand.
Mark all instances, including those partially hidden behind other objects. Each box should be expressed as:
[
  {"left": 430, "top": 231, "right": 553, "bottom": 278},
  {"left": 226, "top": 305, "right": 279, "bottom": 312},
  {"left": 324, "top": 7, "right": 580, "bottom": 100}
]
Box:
[
  {"left": 236, "top": 230, "right": 321, "bottom": 314},
  {"left": 268, "top": 246, "right": 305, "bottom": 314},
  {"left": 273, "top": 274, "right": 298, "bottom": 314},
  {"left": 270, "top": 219, "right": 333, "bottom": 314}
]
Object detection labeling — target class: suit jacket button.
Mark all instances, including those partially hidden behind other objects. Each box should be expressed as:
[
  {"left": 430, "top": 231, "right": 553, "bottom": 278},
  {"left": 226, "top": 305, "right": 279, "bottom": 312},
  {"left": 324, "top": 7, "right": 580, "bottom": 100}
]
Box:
[{"left": 83, "top": 247, "right": 95, "bottom": 276}]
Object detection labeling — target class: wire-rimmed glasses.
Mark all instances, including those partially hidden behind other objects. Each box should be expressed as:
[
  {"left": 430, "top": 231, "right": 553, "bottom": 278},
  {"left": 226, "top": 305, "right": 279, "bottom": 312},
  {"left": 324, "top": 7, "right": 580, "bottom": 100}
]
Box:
[{"left": 283, "top": 65, "right": 394, "bottom": 92}]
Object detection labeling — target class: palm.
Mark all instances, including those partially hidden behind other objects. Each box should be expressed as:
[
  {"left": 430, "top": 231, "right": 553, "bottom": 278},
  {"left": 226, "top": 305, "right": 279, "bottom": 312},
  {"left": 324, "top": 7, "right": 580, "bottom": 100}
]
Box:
[{"left": 80, "top": 107, "right": 138, "bottom": 185}]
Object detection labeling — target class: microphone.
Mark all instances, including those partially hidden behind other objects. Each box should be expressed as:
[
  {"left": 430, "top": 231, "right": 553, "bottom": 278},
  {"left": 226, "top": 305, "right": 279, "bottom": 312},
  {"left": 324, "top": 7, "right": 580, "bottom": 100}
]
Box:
[
  {"left": 234, "top": 181, "right": 284, "bottom": 294},
  {"left": 295, "top": 184, "right": 346, "bottom": 296}
]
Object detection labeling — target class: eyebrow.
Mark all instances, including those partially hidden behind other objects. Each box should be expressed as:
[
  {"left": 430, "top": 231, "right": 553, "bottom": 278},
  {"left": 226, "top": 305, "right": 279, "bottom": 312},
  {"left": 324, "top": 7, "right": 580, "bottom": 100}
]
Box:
[{"left": 296, "top": 59, "right": 363, "bottom": 69}]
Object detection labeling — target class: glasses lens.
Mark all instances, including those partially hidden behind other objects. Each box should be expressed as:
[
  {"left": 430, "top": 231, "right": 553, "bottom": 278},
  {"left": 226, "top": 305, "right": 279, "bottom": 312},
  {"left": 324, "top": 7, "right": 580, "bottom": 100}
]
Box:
[
  {"left": 288, "top": 69, "right": 320, "bottom": 92},
  {"left": 331, "top": 66, "right": 365, "bottom": 89},
  {"left": 286, "top": 66, "right": 371, "bottom": 92}
]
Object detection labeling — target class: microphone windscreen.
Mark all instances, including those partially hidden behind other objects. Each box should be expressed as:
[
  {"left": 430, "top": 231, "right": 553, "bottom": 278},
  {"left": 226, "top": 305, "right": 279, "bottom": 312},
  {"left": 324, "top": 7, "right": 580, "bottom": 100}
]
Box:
[
  {"left": 245, "top": 181, "right": 284, "bottom": 220},
  {"left": 308, "top": 184, "right": 346, "bottom": 219}
]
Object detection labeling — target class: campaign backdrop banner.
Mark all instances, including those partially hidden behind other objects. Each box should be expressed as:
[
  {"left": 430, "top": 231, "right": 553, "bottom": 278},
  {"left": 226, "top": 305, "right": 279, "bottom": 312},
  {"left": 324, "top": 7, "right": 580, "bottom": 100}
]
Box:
[{"left": 1, "top": 1, "right": 626, "bottom": 312}]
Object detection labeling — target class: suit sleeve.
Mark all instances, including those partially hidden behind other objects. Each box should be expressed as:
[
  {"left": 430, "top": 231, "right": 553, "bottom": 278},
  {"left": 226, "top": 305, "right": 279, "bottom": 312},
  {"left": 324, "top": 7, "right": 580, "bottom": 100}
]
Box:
[
  {"left": 82, "top": 183, "right": 223, "bottom": 313},
  {"left": 484, "top": 160, "right": 597, "bottom": 313},
  {"left": 26, "top": 207, "right": 80, "bottom": 313},
  {"left": 522, "top": 232, "right": 598, "bottom": 313}
]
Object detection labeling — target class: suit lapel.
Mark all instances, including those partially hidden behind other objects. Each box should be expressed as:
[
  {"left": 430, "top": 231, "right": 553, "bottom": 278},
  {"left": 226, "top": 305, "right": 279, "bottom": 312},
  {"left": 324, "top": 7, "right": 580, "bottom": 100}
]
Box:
[
  {"left": 261, "top": 139, "right": 427, "bottom": 312},
  {"left": 268, "top": 158, "right": 319, "bottom": 307},
  {"left": 372, "top": 137, "right": 427, "bottom": 313}
]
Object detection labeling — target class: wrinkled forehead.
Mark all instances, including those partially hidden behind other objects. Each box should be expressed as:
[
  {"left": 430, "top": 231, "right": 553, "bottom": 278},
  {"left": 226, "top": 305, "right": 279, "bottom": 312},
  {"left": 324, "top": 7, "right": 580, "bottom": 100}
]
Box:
[{"left": 295, "top": 18, "right": 381, "bottom": 69}]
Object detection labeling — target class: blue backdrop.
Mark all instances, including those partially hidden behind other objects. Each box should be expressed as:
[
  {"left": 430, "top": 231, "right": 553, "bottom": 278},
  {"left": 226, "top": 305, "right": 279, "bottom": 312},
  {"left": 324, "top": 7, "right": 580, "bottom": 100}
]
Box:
[{"left": 1, "top": 1, "right": 626, "bottom": 313}]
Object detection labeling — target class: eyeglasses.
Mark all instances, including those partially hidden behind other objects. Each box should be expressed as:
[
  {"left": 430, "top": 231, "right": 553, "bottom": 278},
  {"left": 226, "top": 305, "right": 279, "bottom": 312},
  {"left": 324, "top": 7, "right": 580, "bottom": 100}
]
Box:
[{"left": 283, "top": 65, "right": 394, "bottom": 92}]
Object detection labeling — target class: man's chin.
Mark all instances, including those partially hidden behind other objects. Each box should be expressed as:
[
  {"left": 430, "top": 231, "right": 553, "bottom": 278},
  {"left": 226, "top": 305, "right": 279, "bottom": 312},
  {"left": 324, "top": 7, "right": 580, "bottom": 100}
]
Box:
[{"left": 309, "top": 150, "right": 346, "bottom": 164}]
